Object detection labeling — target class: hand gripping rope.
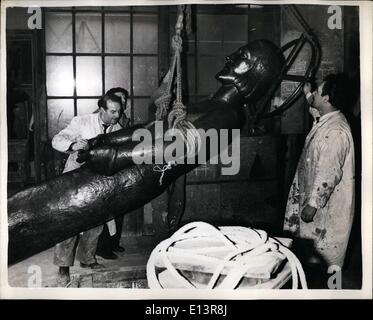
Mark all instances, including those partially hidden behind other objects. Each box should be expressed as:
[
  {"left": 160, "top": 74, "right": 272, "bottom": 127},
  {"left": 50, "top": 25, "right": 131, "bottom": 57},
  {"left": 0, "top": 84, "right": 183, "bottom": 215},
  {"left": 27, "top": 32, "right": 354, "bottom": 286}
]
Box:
[{"left": 146, "top": 221, "right": 308, "bottom": 289}]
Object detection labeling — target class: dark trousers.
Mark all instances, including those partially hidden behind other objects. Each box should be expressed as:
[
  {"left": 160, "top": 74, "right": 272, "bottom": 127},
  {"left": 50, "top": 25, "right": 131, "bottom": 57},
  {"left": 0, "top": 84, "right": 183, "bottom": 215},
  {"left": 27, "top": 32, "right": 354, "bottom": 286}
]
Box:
[{"left": 97, "top": 216, "right": 124, "bottom": 254}]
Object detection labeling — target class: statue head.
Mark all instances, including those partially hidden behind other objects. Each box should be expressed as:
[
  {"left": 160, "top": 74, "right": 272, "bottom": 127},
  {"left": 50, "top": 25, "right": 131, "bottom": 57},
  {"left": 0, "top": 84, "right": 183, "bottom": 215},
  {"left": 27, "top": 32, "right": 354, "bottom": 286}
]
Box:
[{"left": 215, "top": 40, "right": 285, "bottom": 102}]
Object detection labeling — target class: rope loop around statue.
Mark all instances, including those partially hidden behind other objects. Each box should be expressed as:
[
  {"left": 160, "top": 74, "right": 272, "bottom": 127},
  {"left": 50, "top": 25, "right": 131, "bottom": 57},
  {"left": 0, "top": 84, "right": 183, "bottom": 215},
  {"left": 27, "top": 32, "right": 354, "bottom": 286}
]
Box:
[{"left": 152, "top": 5, "right": 200, "bottom": 185}]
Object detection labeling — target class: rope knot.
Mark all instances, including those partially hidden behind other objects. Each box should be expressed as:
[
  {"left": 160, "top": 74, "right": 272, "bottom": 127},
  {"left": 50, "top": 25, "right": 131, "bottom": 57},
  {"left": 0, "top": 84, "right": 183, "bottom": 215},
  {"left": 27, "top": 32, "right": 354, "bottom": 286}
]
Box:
[
  {"left": 154, "top": 5, "right": 187, "bottom": 127},
  {"left": 171, "top": 34, "right": 183, "bottom": 53},
  {"left": 168, "top": 101, "right": 187, "bottom": 128},
  {"left": 155, "top": 93, "right": 172, "bottom": 120},
  {"left": 173, "top": 100, "right": 186, "bottom": 111},
  {"left": 153, "top": 161, "right": 176, "bottom": 185}
]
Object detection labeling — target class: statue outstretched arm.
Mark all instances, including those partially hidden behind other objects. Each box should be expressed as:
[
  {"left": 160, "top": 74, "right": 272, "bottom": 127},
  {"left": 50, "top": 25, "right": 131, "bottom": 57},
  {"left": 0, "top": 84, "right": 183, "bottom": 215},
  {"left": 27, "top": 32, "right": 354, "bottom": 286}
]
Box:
[{"left": 78, "top": 102, "right": 243, "bottom": 175}]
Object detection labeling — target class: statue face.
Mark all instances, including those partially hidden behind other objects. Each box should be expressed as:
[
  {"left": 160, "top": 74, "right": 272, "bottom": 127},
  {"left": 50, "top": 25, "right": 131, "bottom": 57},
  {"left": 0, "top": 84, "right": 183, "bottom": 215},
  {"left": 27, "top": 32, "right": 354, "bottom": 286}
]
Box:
[
  {"left": 215, "top": 41, "right": 284, "bottom": 102},
  {"left": 216, "top": 46, "right": 258, "bottom": 85}
]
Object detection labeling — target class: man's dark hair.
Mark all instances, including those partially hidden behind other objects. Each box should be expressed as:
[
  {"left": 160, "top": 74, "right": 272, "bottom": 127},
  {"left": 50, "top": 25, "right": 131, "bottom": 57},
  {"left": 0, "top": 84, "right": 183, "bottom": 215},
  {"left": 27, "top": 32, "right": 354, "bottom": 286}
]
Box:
[
  {"left": 98, "top": 93, "right": 122, "bottom": 110},
  {"left": 321, "top": 73, "right": 350, "bottom": 111},
  {"left": 106, "top": 87, "right": 129, "bottom": 99}
]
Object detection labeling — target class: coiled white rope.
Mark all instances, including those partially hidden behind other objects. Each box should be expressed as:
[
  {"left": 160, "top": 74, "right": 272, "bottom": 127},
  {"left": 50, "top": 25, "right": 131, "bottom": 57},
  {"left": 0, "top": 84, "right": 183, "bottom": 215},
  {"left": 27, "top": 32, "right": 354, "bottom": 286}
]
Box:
[{"left": 146, "top": 221, "right": 307, "bottom": 289}]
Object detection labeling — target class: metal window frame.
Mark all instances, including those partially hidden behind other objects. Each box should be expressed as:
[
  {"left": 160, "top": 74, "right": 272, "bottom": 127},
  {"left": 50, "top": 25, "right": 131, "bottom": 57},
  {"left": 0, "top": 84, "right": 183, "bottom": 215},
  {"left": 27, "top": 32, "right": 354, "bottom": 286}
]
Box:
[
  {"left": 44, "top": 4, "right": 253, "bottom": 132},
  {"left": 188, "top": 4, "right": 251, "bottom": 103},
  {"left": 44, "top": 6, "right": 159, "bottom": 129}
]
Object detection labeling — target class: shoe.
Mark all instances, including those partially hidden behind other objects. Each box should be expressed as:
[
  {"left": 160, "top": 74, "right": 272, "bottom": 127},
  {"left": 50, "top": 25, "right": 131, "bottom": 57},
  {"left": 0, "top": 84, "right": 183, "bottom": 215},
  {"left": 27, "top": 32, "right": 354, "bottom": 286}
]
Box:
[
  {"left": 80, "top": 262, "right": 105, "bottom": 269},
  {"left": 56, "top": 273, "right": 71, "bottom": 287},
  {"left": 96, "top": 251, "right": 118, "bottom": 260},
  {"left": 112, "top": 246, "right": 125, "bottom": 253}
]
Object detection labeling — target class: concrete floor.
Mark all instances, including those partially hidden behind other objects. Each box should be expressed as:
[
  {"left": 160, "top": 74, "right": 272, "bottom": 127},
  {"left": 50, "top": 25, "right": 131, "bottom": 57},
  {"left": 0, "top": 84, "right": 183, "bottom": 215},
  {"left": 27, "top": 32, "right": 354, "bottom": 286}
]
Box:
[
  {"left": 8, "top": 233, "right": 362, "bottom": 289},
  {"left": 8, "top": 236, "right": 156, "bottom": 288}
]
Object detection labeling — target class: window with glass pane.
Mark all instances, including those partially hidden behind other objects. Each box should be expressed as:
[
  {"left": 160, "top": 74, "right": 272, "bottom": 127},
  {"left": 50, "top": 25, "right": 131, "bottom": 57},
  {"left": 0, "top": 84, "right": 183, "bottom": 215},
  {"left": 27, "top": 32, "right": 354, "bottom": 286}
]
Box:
[
  {"left": 183, "top": 5, "right": 249, "bottom": 102},
  {"left": 77, "top": 99, "right": 100, "bottom": 116},
  {"left": 45, "top": 7, "right": 160, "bottom": 139},
  {"left": 45, "top": 12, "right": 72, "bottom": 53},
  {"left": 46, "top": 56, "right": 74, "bottom": 96},
  {"left": 76, "top": 13, "right": 102, "bottom": 53},
  {"left": 47, "top": 99, "right": 74, "bottom": 138},
  {"left": 133, "top": 14, "right": 158, "bottom": 54},
  {"left": 133, "top": 99, "right": 150, "bottom": 124},
  {"left": 133, "top": 57, "right": 158, "bottom": 96},
  {"left": 105, "top": 57, "right": 131, "bottom": 92},
  {"left": 197, "top": 15, "right": 224, "bottom": 54},
  {"left": 76, "top": 56, "right": 102, "bottom": 96},
  {"left": 105, "top": 13, "right": 130, "bottom": 53}
]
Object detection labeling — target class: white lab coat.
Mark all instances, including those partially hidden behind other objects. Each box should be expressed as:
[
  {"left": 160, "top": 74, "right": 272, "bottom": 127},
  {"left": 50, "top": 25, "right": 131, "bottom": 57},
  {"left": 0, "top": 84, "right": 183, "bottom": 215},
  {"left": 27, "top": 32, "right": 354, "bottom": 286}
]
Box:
[
  {"left": 52, "top": 113, "right": 123, "bottom": 235},
  {"left": 284, "top": 111, "right": 355, "bottom": 268}
]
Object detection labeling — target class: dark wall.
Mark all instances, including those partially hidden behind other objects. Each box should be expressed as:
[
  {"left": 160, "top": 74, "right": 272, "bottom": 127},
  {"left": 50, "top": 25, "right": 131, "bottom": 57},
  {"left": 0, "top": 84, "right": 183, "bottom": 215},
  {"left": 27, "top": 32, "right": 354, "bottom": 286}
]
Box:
[
  {"left": 6, "top": 7, "right": 30, "bottom": 30},
  {"left": 280, "top": 4, "right": 347, "bottom": 134}
]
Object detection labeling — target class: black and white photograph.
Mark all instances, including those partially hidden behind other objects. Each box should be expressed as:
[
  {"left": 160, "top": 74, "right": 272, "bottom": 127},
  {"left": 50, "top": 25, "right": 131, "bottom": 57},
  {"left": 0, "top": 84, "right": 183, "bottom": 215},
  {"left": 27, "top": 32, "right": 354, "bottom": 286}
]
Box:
[{"left": 0, "top": 0, "right": 372, "bottom": 300}]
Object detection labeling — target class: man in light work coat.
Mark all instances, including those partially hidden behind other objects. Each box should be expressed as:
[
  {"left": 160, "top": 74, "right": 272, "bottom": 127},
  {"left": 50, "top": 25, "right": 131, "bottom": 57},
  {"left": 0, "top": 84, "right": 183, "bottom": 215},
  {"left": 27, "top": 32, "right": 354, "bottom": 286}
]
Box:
[
  {"left": 284, "top": 74, "right": 355, "bottom": 271},
  {"left": 52, "top": 93, "right": 124, "bottom": 287},
  {"left": 96, "top": 87, "right": 130, "bottom": 260}
]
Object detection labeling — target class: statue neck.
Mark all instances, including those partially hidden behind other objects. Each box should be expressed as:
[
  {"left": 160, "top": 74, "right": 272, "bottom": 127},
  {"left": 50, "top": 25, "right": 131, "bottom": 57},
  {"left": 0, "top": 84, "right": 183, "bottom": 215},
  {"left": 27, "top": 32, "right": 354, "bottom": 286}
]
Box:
[{"left": 211, "top": 85, "right": 245, "bottom": 105}]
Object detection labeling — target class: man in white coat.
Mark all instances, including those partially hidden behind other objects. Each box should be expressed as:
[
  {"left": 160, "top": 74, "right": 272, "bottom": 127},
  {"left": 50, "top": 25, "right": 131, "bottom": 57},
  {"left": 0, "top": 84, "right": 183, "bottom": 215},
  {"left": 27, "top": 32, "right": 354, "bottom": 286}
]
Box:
[
  {"left": 96, "top": 87, "right": 130, "bottom": 260},
  {"left": 284, "top": 74, "right": 355, "bottom": 275},
  {"left": 52, "top": 93, "right": 124, "bottom": 287}
]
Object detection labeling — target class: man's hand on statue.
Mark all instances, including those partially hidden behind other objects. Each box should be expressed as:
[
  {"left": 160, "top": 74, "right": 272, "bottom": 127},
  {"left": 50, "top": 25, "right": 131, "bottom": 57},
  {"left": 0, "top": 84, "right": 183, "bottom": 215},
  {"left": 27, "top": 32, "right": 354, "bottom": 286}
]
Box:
[
  {"left": 72, "top": 139, "right": 90, "bottom": 151},
  {"left": 301, "top": 204, "right": 317, "bottom": 223},
  {"left": 89, "top": 134, "right": 109, "bottom": 149}
]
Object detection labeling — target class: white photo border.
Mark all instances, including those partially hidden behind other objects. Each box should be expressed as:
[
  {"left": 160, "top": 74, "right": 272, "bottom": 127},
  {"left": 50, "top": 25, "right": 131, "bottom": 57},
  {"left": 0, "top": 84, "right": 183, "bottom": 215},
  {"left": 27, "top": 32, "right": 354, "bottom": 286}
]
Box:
[{"left": 0, "top": 0, "right": 372, "bottom": 300}]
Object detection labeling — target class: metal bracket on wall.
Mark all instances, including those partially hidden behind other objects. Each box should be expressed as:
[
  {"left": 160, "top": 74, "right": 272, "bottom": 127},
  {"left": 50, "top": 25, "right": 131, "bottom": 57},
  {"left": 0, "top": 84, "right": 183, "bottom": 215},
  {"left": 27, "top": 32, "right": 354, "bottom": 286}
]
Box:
[{"left": 248, "top": 4, "right": 321, "bottom": 133}]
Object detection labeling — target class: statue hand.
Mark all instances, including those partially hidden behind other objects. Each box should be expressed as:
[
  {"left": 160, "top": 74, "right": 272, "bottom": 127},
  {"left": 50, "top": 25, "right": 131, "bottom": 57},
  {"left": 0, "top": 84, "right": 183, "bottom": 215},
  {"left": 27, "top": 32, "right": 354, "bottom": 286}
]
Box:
[
  {"left": 77, "top": 146, "right": 122, "bottom": 175},
  {"left": 77, "top": 150, "right": 90, "bottom": 163},
  {"left": 89, "top": 134, "right": 107, "bottom": 148}
]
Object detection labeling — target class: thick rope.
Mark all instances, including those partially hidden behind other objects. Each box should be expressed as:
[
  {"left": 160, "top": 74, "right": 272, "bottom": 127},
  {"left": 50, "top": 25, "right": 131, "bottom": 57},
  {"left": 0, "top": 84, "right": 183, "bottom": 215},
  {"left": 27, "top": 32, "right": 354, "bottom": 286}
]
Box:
[
  {"left": 153, "top": 5, "right": 200, "bottom": 187},
  {"left": 153, "top": 120, "right": 201, "bottom": 186},
  {"left": 167, "top": 35, "right": 186, "bottom": 129},
  {"left": 170, "top": 120, "right": 201, "bottom": 159},
  {"left": 154, "top": 70, "right": 174, "bottom": 121},
  {"left": 146, "top": 221, "right": 308, "bottom": 289},
  {"left": 153, "top": 6, "right": 200, "bottom": 186},
  {"left": 154, "top": 5, "right": 189, "bottom": 128}
]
